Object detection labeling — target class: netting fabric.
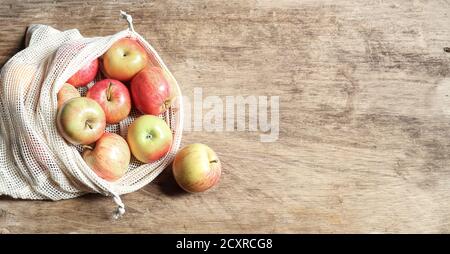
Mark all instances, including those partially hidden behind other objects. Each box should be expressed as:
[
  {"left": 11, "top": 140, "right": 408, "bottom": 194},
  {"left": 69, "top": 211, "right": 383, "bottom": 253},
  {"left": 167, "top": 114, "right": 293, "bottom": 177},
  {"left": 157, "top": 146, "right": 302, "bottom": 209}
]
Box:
[{"left": 0, "top": 20, "right": 183, "bottom": 217}]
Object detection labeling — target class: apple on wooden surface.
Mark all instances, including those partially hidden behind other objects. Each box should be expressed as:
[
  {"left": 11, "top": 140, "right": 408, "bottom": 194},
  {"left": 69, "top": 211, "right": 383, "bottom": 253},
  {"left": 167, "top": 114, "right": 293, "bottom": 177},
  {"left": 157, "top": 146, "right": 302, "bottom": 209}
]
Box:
[
  {"left": 172, "top": 143, "right": 221, "bottom": 193},
  {"left": 57, "top": 83, "right": 80, "bottom": 108},
  {"left": 67, "top": 59, "right": 99, "bottom": 87},
  {"left": 86, "top": 79, "right": 131, "bottom": 124},
  {"left": 57, "top": 97, "right": 106, "bottom": 145},
  {"left": 126, "top": 115, "right": 173, "bottom": 163},
  {"left": 130, "top": 66, "right": 172, "bottom": 115},
  {"left": 82, "top": 132, "right": 130, "bottom": 181},
  {"left": 102, "top": 38, "right": 149, "bottom": 81}
]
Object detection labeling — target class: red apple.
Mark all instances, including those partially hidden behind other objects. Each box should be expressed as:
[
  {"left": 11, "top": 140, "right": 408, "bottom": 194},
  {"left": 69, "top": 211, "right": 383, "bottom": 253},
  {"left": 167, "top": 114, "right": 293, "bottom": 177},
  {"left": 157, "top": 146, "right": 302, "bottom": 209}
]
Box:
[
  {"left": 102, "top": 38, "right": 149, "bottom": 81},
  {"left": 126, "top": 115, "right": 173, "bottom": 163},
  {"left": 57, "top": 83, "right": 80, "bottom": 108},
  {"left": 130, "top": 66, "right": 171, "bottom": 115},
  {"left": 67, "top": 59, "right": 99, "bottom": 87},
  {"left": 86, "top": 79, "right": 131, "bottom": 124},
  {"left": 172, "top": 143, "right": 221, "bottom": 193},
  {"left": 82, "top": 132, "right": 130, "bottom": 182},
  {"left": 57, "top": 97, "right": 106, "bottom": 145}
]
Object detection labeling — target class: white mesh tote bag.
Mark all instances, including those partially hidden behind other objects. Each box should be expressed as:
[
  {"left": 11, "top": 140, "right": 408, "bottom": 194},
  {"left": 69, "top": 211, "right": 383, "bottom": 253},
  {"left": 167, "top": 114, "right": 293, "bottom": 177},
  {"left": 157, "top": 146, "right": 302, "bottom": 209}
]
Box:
[{"left": 0, "top": 12, "right": 183, "bottom": 218}]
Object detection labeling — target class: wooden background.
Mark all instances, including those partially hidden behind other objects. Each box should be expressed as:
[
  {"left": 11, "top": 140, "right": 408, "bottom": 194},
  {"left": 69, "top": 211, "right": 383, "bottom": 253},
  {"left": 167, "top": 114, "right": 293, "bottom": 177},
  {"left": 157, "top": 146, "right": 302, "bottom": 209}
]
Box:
[{"left": 1, "top": 0, "right": 450, "bottom": 233}]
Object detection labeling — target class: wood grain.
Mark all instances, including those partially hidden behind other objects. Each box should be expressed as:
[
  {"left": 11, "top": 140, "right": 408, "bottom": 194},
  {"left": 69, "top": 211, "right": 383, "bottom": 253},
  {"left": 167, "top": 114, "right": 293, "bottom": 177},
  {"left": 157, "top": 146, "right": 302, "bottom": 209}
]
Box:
[{"left": 1, "top": 0, "right": 450, "bottom": 233}]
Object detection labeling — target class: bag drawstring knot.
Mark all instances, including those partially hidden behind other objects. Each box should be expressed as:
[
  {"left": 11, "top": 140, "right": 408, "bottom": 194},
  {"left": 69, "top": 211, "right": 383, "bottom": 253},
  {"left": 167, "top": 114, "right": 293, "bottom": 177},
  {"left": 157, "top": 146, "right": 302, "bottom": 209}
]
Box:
[
  {"left": 120, "top": 10, "right": 135, "bottom": 33},
  {"left": 112, "top": 194, "right": 126, "bottom": 219}
]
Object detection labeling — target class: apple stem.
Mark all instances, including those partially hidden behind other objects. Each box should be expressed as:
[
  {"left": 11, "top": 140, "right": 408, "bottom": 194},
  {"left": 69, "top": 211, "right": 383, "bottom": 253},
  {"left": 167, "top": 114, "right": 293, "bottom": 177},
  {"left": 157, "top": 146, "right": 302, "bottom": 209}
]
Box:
[
  {"left": 107, "top": 82, "right": 113, "bottom": 101},
  {"left": 210, "top": 159, "right": 219, "bottom": 164},
  {"left": 85, "top": 121, "right": 93, "bottom": 129},
  {"left": 82, "top": 145, "right": 93, "bottom": 150},
  {"left": 163, "top": 99, "right": 171, "bottom": 111}
]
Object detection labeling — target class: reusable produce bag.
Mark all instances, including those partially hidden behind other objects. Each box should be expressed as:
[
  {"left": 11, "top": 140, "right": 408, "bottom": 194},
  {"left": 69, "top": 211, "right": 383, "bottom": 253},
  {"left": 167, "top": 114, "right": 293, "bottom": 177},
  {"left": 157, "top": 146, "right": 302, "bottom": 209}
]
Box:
[{"left": 0, "top": 12, "right": 183, "bottom": 218}]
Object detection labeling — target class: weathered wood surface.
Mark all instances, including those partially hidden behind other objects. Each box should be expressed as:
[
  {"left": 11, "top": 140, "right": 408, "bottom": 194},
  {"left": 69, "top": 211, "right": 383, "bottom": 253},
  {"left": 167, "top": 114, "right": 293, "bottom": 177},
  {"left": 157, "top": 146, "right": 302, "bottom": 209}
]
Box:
[{"left": 1, "top": 0, "right": 450, "bottom": 233}]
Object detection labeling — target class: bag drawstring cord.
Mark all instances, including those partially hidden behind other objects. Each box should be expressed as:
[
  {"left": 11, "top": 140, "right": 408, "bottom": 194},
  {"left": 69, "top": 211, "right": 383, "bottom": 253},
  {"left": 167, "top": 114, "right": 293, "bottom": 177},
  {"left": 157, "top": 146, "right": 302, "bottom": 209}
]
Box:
[
  {"left": 112, "top": 194, "right": 126, "bottom": 219},
  {"left": 120, "top": 10, "right": 135, "bottom": 33},
  {"left": 110, "top": 10, "right": 134, "bottom": 220}
]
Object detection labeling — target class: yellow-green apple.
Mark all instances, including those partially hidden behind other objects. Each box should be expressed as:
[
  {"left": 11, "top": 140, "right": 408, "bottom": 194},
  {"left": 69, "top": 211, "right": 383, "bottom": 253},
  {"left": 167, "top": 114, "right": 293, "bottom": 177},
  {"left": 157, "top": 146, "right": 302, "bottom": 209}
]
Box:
[
  {"left": 57, "top": 83, "right": 80, "bottom": 108},
  {"left": 57, "top": 97, "right": 106, "bottom": 145},
  {"left": 67, "top": 58, "right": 99, "bottom": 87},
  {"left": 127, "top": 115, "right": 173, "bottom": 163},
  {"left": 82, "top": 132, "right": 130, "bottom": 181},
  {"left": 130, "top": 66, "right": 171, "bottom": 115},
  {"left": 102, "top": 38, "right": 149, "bottom": 81},
  {"left": 172, "top": 143, "right": 221, "bottom": 193},
  {"left": 86, "top": 79, "right": 131, "bottom": 124}
]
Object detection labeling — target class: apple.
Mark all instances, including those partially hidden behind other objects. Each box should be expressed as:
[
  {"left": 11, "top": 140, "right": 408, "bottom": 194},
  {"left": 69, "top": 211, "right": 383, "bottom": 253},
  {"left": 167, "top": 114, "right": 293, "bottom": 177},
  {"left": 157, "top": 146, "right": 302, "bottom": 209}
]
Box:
[
  {"left": 57, "top": 97, "right": 106, "bottom": 145},
  {"left": 162, "top": 68, "right": 179, "bottom": 99},
  {"left": 86, "top": 79, "right": 131, "bottom": 124},
  {"left": 67, "top": 58, "right": 99, "bottom": 87},
  {"left": 102, "top": 38, "right": 149, "bottom": 81},
  {"left": 172, "top": 143, "right": 221, "bottom": 193},
  {"left": 57, "top": 83, "right": 80, "bottom": 108},
  {"left": 127, "top": 115, "right": 173, "bottom": 163},
  {"left": 130, "top": 66, "right": 172, "bottom": 115},
  {"left": 82, "top": 132, "right": 130, "bottom": 181}
]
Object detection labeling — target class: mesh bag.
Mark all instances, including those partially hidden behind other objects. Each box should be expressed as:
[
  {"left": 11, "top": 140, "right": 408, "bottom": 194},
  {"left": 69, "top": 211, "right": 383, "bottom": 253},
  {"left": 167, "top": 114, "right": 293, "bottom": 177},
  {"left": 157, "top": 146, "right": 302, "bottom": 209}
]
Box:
[{"left": 0, "top": 12, "right": 183, "bottom": 218}]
